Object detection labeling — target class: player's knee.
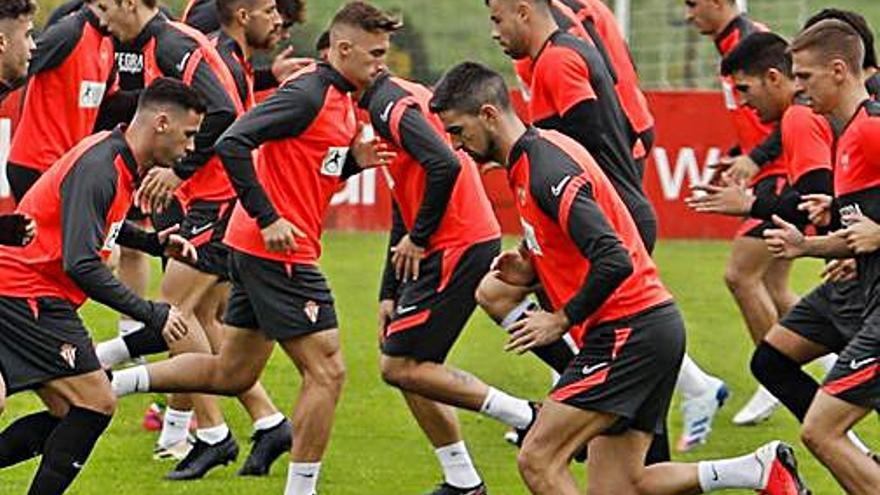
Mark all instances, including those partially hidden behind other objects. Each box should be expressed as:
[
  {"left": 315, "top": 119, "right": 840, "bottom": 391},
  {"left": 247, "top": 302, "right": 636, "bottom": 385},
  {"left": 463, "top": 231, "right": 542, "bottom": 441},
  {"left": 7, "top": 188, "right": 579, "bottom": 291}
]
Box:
[
  {"left": 305, "top": 354, "right": 346, "bottom": 395},
  {"left": 800, "top": 420, "right": 825, "bottom": 456},
  {"left": 474, "top": 277, "right": 505, "bottom": 319},
  {"left": 80, "top": 389, "right": 117, "bottom": 416},
  {"left": 0, "top": 396, "right": 5, "bottom": 417},
  {"left": 517, "top": 447, "right": 549, "bottom": 484},
  {"left": 379, "top": 357, "right": 414, "bottom": 390}
]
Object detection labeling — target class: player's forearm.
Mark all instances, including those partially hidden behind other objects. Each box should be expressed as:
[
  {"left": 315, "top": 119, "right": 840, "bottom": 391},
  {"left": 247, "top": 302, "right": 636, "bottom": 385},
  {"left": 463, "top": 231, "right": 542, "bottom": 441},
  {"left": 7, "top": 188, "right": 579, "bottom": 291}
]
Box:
[
  {"left": 116, "top": 221, "right": 164, "bottom": 257},
  {"left": 803, "top": 235, "right": 853, "bottom": 259}
]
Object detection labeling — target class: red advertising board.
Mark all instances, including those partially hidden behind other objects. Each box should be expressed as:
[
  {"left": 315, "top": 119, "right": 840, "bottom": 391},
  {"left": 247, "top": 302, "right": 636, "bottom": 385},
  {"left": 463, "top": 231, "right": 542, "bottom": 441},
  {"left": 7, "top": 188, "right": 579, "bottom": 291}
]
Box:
[{"left": 0, "top": 90, "right": 746, "bottom": 239}]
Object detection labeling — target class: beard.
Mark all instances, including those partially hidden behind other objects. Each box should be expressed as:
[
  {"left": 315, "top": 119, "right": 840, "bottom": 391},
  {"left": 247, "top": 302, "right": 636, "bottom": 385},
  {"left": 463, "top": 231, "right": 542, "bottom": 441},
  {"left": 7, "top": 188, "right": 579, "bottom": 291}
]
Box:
[
  {"left": 466, "top": 136, "right": 500, "bottom": 165},
  {"left": 246, "top": 29, "right": 278, "bottom": 51}
]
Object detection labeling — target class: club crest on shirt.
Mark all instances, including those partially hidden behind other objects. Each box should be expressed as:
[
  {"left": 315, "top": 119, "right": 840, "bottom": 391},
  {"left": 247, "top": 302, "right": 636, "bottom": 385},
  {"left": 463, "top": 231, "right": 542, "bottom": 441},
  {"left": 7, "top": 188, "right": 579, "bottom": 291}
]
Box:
[
  {"left": 304, "top": 300, "right": 320, "bottom": 324},
  {"left": 59, "top": 343, "right": 77, "bottom": 369},
  {"left": 320, "top": 147, "right": 349, "bottom": 177},
  {"left": 840, "top": 152, "right": 850, "bottom": 171}
]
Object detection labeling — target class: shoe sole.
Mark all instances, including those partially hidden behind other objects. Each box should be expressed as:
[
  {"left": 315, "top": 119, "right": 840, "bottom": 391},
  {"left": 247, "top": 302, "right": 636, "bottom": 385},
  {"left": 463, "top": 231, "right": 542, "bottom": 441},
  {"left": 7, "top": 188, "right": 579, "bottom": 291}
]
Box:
[{"left": 775, "top": 443, "right": 811, "bottom": 495}]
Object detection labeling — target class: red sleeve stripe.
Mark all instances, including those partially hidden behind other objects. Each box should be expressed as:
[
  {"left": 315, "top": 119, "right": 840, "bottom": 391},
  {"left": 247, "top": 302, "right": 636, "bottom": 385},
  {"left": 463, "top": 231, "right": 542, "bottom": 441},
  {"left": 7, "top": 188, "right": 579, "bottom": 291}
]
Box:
[
  {"left": 823, "top": 363, "right": 878, "bottom": 396},
  {"left": 386, "top": 309, "right": 432, "bottom": 337},
  {"left": 558, "top": 173, "right": 590, "bottom": 238},
  {"left": 181, "top": 48, "right": 204, "bottom": 87},
  {"left": 388, "top": 95, "right": 419, "bottom": 147}
]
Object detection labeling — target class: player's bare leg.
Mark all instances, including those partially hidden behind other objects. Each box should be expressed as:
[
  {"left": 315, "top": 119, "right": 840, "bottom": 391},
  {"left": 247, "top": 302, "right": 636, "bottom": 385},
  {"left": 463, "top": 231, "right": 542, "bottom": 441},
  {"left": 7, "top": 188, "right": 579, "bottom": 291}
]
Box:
[
  {"left": 381, "top": 357, "right": 491, "bottom": 410},
  {"left": 762, "top": 258, "right": 799, "bottom": 318},
  {"left": 198, "top": 282, "right": 291, "bottom": 476},
  {"left": 801, "top": 391, "right": 880, "bottom": 494},
  {"left": 725, "top": 236, "right": 781, "bottom": 425}
]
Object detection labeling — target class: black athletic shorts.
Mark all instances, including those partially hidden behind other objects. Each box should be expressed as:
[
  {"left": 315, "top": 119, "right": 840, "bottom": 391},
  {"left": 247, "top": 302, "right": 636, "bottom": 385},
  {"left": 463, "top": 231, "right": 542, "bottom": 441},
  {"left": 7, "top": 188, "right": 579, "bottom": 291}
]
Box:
[
  {"left": 224, "top": 249, "right": 338, "bottom": 341},
  {"left": 780, "top": 279, "right": 864, "bottom": 353},
  {"left": 6, "top": 162, "right": 41, "bottom": 204},
  {"left": 737, "top": 175, "right": 792, "bottom": 238},
  {"left": 381, "top": 239, "right": 501, "bottom": 363},
  {"left": 0, "top": 296, "right": 101, "bottom": 395},
  {"left": 178, "top": 199, "right": 235, "bottom": 279},
  {"left": 822, "top": 311, "right": 879, "bottom": 410},
  {"left": 550, "top": 302, "right": 685, "bottom": 435}
]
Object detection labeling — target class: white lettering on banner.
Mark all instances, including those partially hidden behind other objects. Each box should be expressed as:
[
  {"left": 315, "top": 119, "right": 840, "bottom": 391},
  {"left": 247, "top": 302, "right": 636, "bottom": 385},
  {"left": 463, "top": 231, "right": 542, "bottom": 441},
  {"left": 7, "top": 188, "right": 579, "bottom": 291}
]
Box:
[
  {"left": 653, "top": 146, "right": 721, "bottom": 200},
  {"left": 331, "top": 168, "right": 377, "bottom": 206},
  {"left": 0, "top": 119, "right": 10, "bottom": 198}
]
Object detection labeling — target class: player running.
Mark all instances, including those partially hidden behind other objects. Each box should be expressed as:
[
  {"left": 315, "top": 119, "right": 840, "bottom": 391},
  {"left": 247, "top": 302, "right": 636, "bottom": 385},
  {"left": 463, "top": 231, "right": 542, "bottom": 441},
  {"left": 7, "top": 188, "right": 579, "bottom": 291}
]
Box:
[
  {"left": 358, "top": 70, "right": 536, "bottom": 495},
  {"left": 111, "top": 3, "right": 396, "bottom": 494},
  {"left": 431, "top": 60, "right": 809, "bottom": 495},
  {"left": 0, "top": 78, "right": 200, "bottom": 495},
  {"left": 765, "top": 19, "right": 880, "bottom": 494}
]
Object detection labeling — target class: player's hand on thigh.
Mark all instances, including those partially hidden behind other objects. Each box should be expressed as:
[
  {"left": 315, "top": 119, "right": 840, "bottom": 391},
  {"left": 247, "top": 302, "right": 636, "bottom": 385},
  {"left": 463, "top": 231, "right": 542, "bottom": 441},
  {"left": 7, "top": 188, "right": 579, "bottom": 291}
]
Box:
[
  {"left": 161, "top": 306, "right": 190, "bottom": 343},
  {"left": 391, "top": 234, "right": 424, "bottom": 281},
  {"left": 842, "top": 215, "right": 880, "bottom": 254},
  {"left": 506, "top": 310, "right": 569, "bottom": 354},
  {"left": 491, "top": 246, "right": 535, "bottom": 286},
  {"left": 822, "top": 258, "right": 857, "bottom": 283},
  {"left": 799, "top": 194, "right": 834, "bottom": 227},
  {"left": 261, "top": 217, "right": 305, "bottom": 253}
]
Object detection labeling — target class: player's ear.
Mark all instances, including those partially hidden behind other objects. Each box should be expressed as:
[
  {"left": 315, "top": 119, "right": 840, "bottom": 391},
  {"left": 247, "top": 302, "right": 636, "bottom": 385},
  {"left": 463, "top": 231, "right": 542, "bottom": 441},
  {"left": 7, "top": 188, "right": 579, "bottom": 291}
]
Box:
[
  {"left": 154, "top": 112, "right": 170, "bottom": 134},
  {"left": 478, "top": 103, "right": 500, "bottom": 124},
  {"left": 830, "top": 59, "right": 848, "bottom": 83}
]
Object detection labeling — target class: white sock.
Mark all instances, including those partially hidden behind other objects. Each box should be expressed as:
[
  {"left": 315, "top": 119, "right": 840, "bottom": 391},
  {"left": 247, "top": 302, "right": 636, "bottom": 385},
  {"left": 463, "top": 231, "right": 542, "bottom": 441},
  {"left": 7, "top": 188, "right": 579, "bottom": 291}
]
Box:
[
  {"left": 158, "top": 408, "right": 193, "bottom": 448},
  {"left": 196, "top": 423, "right": 229, "bottom": 445},
  {"left": 254, "top": 412, "right": 285, "bottom": 432},
  {"left": 118, "top": 319, "right": 144, "bottom": 337},
  {"left": 676, "top": 353, "right": 718, "bottom": 400},
  {"left": 285, "top": 462, "right": 321, "bottom": 495},
  {"left": 817, "top": 353, "right": 838, "bottom": 375},
  {"left": 697, "top": 453, "right": 764, "bottom": 491},
  {"left": 500, "top": 299, "right": 535, "bottom": 329},
  {"left": 111, "top": 365, "right": 150, "bottom": 397},
  {"left": 479, "top": 387, "right": 533, "bottom": 429},
  {"left": 435, "top": 441, "right": 482, "bottom": 489},
  {"left": 95, "top": 337, "right": 131, "bottom": 367}
]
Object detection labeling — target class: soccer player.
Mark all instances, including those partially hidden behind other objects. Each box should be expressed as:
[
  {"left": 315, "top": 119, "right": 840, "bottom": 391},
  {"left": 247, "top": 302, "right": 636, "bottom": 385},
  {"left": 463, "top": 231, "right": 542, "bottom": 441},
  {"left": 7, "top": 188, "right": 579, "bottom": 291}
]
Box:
[
  {"left": 686, "top": 32, "right": 875, "bottom": 457},
  {"left": 0, "top": 0, "right": 35, "bottom": 249},
  {"left": 360, "top": 71, "right": 536, "bottom": 495},
  {"left": 685, "top": 0, "right": 793, "bottom": 426},
  {"left": 97, "top": 0, "right": 293, "bottom": 478},
  {"left": 111, "top": 3, "right": 396, "bottom": 494},
  {"left": 0, "top": 77, "right": 199, "bottom": 495},
  {"left": 483, "top": 0, "right": 727, "bottom": 458},
  {"left": 431, "top": 60, "right": 808, "bottom": 495},
  {"left": 7, "top": 0, "right": 115, "bottom": 203},
  {"left": 764, "top": 20, "right": 880, "bottom": 494}
]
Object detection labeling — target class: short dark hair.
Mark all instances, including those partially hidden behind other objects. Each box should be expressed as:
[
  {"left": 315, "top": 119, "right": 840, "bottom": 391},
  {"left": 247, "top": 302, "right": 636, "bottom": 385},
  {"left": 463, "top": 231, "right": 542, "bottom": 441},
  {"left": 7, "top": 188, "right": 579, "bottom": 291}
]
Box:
[
  {"left": 330, "top": 1, "right": 401, "bottom": 34},
  {"left": 721, "top": 32, "right": 792, "bottom": 78},
  {"left": 0, "top": 0, "right": 36, "bottom": 21},
  {"left": 138, "top": 77, "right": 207, "bottom": 115},
  {"left": 315, "top": 30, "right": 330, "bottom": 52},
  {"left": 114, "top": 0, "right": 158, "bottom": 8},
  {"left": 804, "top": 8, "right": 876, "bottom": 69},
  {"left": 791, "top": 19, "right": 864, "bottom": 75},
  {"left": 278, "top": 0, "right": 305, "bottom": 25},
  {"left": 216, "top": 0, "right": 251, "bottom": 25},
  {"left": 430, "top": 61, "right": 511, "bottom": 115}
]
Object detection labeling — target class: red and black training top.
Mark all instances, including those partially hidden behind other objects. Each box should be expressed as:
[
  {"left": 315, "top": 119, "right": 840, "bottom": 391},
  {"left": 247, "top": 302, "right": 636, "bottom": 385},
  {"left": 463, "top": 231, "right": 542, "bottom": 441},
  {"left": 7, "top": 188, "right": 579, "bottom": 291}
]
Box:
[
  {"left": 175, "top": 30, "right": 254, "bottom": 207},
  {"left": 9, "top": 6, "right": 116, "bottom": 174},
  {"left": 833, "top": 100, "right": 880, "bottom": 314},
  {"left": 101, "top": 13, "right": 239, "bottom": 182},
  {"left": 0, "top": 129, "right": 169, "bottom": 330},
  {"left": 507, "top": 127, "right": 671, "bottom": 345},
  {"left": 528, "top": 30, "right": 653, "bottom": 229},
  {"left": 749, "top": 100, "right": 833, "bottom": 228},
  {"left": 358, "top": 73, "right": 501, "bottom": 300},
  {"left": 714, "top": 15, "right": 786, "bottom": 183},
  {"left": 218, "top": 62, "right": 361, "bottom": 265}
]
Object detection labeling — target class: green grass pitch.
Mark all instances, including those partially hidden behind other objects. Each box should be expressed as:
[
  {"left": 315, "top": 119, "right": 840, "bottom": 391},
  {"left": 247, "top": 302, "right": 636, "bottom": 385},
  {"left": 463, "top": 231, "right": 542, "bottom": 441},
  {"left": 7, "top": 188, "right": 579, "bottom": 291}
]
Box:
[{"left": 1, "top": 233, "right": 877, "bottom": 493}]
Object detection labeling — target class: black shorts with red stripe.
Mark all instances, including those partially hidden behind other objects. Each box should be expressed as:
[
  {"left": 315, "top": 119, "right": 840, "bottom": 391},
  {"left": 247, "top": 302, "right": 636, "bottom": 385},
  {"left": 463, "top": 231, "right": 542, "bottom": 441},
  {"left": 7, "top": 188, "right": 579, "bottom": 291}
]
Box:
[
  {"left": 779, "top": 279, "right": 863, "bottom": 353},
  {"left": 381, "top": 238, "right": 501, "bottom": 363},
  {"left": 224, "top": 249, "right": 338, "bottom": 341},
  {"left": 822, "top": 312, "right": 880, "bottom": 410},
  {"left": 0, "top": 296, "right": 101, "bottom": 395},
  {"left": 550, "top": 302, "right": 685, "bottom": 435},
  {"left": 179, "top": 198, "right": 236, "bottom": 279},
  {"left": 736, "top": 175, "right": 797, "bottom": 238}
]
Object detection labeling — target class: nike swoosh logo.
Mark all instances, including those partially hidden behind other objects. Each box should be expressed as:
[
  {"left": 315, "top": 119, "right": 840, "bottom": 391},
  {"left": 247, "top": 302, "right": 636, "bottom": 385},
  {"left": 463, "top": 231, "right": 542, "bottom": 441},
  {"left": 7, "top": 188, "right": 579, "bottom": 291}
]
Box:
[
  {"left": 850, "top": 357, "right": 877, "bottom": 370},
  {"left": 396, "top": 305, "right": 418, "bottom": 315},
  {"left": 580, "top": 362, "right": 608, "bottom": 376},
  {"left": 711, "top": 464, "right": 719, "bottom": 481},
  {"left": 191, "top": 222, "right": 213, "bottom": 236},
  {"left": 73, "top": 461, "right": 84, "bottom": 469},
  {"left": 176, "top": 51, "right": 192, "bottom": 73},
  {"left": 380, "top": 101, "right": 394, "bottom": 122},
  {"left": 551, "top": 175, "right": 571, "bottom": 197},
  {"left": 295, "top": 472, "right": 315, "bottom": 478}
]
